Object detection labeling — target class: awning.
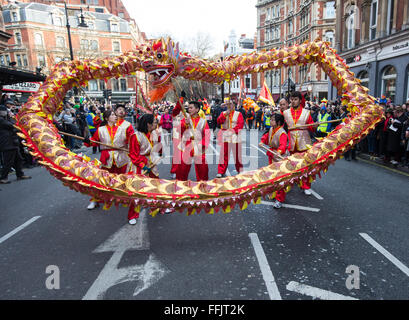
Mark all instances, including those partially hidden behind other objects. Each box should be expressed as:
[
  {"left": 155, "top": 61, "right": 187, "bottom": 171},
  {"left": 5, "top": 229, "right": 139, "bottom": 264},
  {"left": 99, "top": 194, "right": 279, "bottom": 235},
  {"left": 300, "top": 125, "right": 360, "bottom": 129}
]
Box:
[{"left": 0, "top": 66, "right": 46, "bottom": 86}]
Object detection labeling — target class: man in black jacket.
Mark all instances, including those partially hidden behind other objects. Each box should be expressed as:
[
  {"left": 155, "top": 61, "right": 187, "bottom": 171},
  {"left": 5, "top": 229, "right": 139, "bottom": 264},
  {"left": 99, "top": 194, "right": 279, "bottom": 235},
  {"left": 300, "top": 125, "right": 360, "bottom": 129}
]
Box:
[{"left": 0, "top": 105, "right": 31, "bottom": 184}]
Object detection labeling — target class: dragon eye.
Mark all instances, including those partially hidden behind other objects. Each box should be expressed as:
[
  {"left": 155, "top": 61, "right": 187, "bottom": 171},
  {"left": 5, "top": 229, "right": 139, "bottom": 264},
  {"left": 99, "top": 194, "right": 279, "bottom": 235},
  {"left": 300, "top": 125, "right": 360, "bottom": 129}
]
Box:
[{"left": 157, "top": 53, "right": 163, "bottom": 59}]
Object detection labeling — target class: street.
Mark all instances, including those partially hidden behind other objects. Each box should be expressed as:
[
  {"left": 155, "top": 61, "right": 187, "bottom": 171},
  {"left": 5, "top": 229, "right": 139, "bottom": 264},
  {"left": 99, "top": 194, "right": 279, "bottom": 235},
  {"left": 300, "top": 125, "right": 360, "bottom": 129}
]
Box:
[{"left": 0, "top": 130, "right": 408, "bottom": 300}]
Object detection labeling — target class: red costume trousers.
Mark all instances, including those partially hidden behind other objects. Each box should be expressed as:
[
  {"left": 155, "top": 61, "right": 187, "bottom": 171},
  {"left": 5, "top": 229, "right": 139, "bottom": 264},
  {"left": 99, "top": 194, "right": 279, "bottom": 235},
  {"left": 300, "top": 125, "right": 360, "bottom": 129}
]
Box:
[
  {"left": 218, "top": 142, "right": 243, "bottom": 175},
  {"left": 97, "top": 164, "right": 140, "bottom": 220},
  {"left": 170, "top": 139, "right": 180, "bottom": 174},
  {"left": 268, "top": 158, "right": 286, "bottom": 202},
  {"left": 290, "top": 151, "right": 311, "bottom": 190},
  {"left": 176, "top": 152, "right": 208, "bottom": 181},
  {"left": 128, "top": 171, "right": 157, "bottom": 220}
]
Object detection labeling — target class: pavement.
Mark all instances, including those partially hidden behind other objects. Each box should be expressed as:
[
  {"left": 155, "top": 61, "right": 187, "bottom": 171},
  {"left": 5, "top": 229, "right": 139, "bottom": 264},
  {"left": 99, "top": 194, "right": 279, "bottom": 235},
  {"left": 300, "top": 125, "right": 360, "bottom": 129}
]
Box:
[{"left": 0, "top": 129, "right": 408, "bottom": 301}]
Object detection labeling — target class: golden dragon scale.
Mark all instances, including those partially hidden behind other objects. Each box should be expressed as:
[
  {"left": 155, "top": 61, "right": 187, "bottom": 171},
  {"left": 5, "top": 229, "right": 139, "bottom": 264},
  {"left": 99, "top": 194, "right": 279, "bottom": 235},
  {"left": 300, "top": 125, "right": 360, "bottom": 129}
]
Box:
[{"left": 14, "top": 39, "right": 384, "bottom": 216}]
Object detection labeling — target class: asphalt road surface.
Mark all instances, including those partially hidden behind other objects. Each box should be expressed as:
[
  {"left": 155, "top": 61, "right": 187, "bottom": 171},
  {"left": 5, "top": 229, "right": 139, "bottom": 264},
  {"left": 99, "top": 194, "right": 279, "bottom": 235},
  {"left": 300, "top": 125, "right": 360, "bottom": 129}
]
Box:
[{"left": 1, "top": 129, "right": 408, "bottom": 301}]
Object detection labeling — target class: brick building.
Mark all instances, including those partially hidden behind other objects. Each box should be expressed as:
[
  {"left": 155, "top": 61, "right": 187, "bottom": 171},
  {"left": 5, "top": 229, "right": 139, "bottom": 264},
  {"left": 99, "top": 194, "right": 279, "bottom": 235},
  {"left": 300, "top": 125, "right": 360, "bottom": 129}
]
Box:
[
  {"left": 328, "top": 0, "right": 409, "bottom": 104},
  {"left": 0, "top": 0, "right": 133, "bottom": 21},
  {"left": 1, "top": 1, "right": 146, "bottom": 102},
  {"left": 256, "top": 0, "right": 336, "bottom": 102}
]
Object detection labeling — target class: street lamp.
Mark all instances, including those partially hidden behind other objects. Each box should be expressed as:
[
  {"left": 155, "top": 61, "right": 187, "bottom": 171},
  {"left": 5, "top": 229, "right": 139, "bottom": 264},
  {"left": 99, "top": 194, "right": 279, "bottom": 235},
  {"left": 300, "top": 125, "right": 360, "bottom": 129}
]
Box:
[
  {"left": 64, "top": 3, "right": 88, "bottom": 61},
  {"left": 64, "top": 2, "right": 88, "bottom": 95}
]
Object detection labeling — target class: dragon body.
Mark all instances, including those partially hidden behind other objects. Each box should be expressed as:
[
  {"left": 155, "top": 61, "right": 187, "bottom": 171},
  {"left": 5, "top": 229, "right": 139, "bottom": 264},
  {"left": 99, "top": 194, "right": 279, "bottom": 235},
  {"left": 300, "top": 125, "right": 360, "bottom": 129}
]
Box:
[{"left": 15, "top": 38, "right": 384, "bottom": 216}]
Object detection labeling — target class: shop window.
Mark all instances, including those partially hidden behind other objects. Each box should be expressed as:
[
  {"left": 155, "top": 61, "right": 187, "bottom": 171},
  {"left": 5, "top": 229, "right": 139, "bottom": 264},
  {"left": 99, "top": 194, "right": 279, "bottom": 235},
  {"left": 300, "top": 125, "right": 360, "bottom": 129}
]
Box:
[
  {"left": 381, "top": 66, "right": 397, "bottom": 103},
  {"left": 357, "top": 70, "right": 369, "bottom": 89},
  {"left": 406, "top": 68, "right": 409, "bottom": 102}
]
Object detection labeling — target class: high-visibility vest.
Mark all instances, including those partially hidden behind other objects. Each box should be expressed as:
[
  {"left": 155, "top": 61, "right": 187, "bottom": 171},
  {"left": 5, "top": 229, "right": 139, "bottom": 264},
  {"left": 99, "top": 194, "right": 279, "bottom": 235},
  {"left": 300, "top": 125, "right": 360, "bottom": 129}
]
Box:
[
  {"left": 88, "top": 113, "right": 96, "bottom": 130},
  {"left": 317, "top": 113, "right": 330, "bottom": 132},
  {"left": 265, "top": 116, "right": 271, "bottom": 127}
]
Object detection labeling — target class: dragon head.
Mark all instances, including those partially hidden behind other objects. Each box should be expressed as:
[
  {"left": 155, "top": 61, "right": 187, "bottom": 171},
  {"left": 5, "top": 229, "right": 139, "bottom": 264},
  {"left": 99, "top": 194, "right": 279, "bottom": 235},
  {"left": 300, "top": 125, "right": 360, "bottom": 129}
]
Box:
[{"left": 140, "top": 38, "right": 190, "bottom": 87}]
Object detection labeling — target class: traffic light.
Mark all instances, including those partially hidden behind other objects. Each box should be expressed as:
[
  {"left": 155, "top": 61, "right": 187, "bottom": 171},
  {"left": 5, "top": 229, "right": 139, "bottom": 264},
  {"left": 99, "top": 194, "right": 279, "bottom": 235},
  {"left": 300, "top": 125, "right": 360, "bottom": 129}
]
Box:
[{"left": 103, "top": 89, "right": 112, "bottom": 99}]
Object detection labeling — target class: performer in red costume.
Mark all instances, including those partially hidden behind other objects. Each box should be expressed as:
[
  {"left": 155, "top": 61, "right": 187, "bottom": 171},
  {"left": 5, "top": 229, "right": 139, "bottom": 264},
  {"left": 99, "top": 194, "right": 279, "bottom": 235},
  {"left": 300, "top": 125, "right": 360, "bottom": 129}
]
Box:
[
  {"left": 283, "top": 91, "right": 318, "bottom": 195},
  {"left": 84, "top": 110, "right": 135, "bottom": 219},
  {"left": 216, "top": 101, "right": 244, "bottom": 177},
  {"left": 260, "top": 113, "right": 290, "bottom": 208},
  {"left": 115, "top": 104, "right": 134, "bottom": 144},
  {"left": 128, "top": 114, "right": 163, "bottom": 218},
  {"left": 173, "top": 99, "right": 210, "bottom": 181},
  {"left": 170, "top": 92, "right": 186, "bottom": 179}
]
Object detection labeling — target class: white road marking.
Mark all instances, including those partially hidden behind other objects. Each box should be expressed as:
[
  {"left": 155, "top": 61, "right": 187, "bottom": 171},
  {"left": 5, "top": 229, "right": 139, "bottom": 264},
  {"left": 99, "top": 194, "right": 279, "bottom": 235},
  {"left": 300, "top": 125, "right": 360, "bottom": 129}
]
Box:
[
  {"left": 249, "top": 233, "right": 282, "bottom": 300},
  {"left": 286, "top": 281, "right": 358, "bottom": 300},
  {"left": 83, "top": 211, "right": 169, "bottom": 300},
  {"left": 0, "top": 216, "right": 41, "bottom": 244},
  {"left": 310, "top": 189, "right": 324, "bottom": 200},
  {"left": 250, "top": 144, "right": 267, "bottom": 155},
  {"left": 261, "top": 201, "right": 320, "bottom": 212},
  {"left": 360, "top": 233, "right": 409, "bottom": 277}
]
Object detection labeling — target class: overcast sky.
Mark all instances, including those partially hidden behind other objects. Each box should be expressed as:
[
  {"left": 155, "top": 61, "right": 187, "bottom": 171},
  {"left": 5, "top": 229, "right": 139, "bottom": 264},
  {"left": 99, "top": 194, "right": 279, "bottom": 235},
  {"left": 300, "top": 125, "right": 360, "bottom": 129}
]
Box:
[{"left": 121, "top": 0, "right": 257, "bottom": 56}]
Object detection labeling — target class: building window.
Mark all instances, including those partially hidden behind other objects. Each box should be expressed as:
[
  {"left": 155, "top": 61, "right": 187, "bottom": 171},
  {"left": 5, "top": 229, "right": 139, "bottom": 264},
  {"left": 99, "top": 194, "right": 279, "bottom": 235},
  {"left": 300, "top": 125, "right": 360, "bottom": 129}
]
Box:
[
  {"left": 5, "top": 55, "right": 10, "bottom": 65},
  {"left": 111, "top": 23, "right": 119, "bottom": 33},
  {"left": 88, "top": 21, "right": 94, "bottom": 29},
  {"left": 120, "top": 79, "right": 127, "bottom": 92},
  {"left": 118, "top": 12, "right": 124, "bottom": 19},
  {"left": 55, "top": 57, "right": 63, "bottom": 63},
  {"left": 16, "top": 54, "right": 22, "bottom": 67},
  {"left": 23, "top": 54, "right": 28, "bottom": 67},
  {"left": 0, "top": 55, "right": 5, "bottom": 65},
  {"left": 38, "top": 55, "right": 46, "bottom": 67},
  {"left": 99, "top": 80, "right": 106, "bottom": 91},
  {"left": 289, "top": 19, "right": 293, "bottom": 35},
  {"left": 346, "top": 6, "right": 356, "bottom": 49},
  {"left": 325, "top": 1, "right": 335, "bottom": 19},
  {"left": 382, "top": 66, "right": 397, "bottom": 103},
  {"left": 325, "top": 31, "right": 334, "bottom": 47},
  {"left": 95, "top": 8, "right": 104, "bottom": 13},
  {"left": 112, "top": 79, "right": 119, "bottom": 91},
  {"left": 113, "top": 41, "right": 120, "bottom": 53},
  {"left": 357, "top": 70, "right": 369, "bottom": 89},
  {"left": 245, "top": 77, "right": 251, "bottom": 89},
  {"left": 90, "top": 40, "right": 98, "bottom": 51},
  {"left": 54, "top": 16, "right": 63, "bottom": 27},
  {"left": 35, "top": 33, "right": 44, "bottom": 47},
  {"left": 370, "top": 0, "right": 378, "bottom": 40},
  {"left": 80, "top": 39, "right": 89, "bottom": 50},
  {"left": 56, "top": 36, "right": 65, "bottom": 48},
  {"left": 12, "top": 11, "right": 19, "bottom": 22},
  {"left": 15, "top": 32, "right": 22, "bottom": 45},
  {"left": 386, "top": 0, "right": 395, "bottom": 35},
  {"left": 89, "top": 80, "right": 98, "bottom": 91}
]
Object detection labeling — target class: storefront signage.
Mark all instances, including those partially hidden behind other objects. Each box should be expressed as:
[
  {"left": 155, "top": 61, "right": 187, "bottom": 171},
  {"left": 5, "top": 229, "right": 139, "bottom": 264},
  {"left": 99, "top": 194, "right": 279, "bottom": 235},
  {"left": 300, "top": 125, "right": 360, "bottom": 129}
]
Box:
[
  {"left": 392, "top": 42, "right": 409, "bottom": 51},
  {"left": 2, "top": 82, "right": 41, "bottom": 93}
]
